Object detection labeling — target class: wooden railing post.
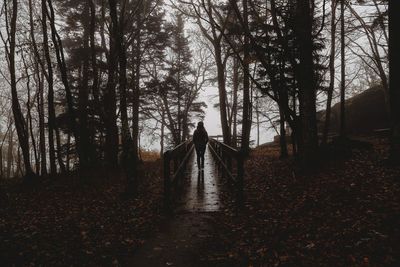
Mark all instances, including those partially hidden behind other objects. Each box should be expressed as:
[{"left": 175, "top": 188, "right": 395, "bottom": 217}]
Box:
[
  {"left": 163, "top": 140, "right": 194, "bottom": 212},
  {"left": 208, "top": 138, "right": 246, "bottom": 205},
  {"left": 163, "top": 151, "right": 171, "bottom": 211}
]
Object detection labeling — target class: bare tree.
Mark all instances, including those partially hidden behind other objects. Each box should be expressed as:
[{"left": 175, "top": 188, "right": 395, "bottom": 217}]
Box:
[
  {"left": 340, "top": 0, "right": 346, "bottom": 137},
  {"left": 322, "top": 0, "right": 338, "bottom": 144},
  {"left": 347, "top": 1, "right": 389, "bottom": 107},
  {"left": 2, "top": 0, "right": 35, "bottom": 179},
  {"left": 241, "top": 0, "right": 251, "bottom": 152},
  {"left": 177, "top": 0, "right": 233, "bottom": 145},
  {"left": 295, "top": 0, "right": 319, "bottom": 164}
]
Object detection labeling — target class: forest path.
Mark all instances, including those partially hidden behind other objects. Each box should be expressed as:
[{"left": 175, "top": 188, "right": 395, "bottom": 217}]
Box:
[{"left": 125, "top": 148, "right": 228, "bottom": 267}]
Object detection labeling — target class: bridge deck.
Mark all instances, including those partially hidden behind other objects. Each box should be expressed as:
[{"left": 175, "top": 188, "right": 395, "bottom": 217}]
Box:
[
  {"left": 126, "top": 146, "right": 224, "bottom": 266},
  {"left": 181, "top": 147, "right": 221, "bottom": 212}
]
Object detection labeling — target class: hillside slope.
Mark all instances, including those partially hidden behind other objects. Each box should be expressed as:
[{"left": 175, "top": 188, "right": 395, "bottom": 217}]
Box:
[{"left": 319, "top": 86, "right": 389, "bottom": 134}]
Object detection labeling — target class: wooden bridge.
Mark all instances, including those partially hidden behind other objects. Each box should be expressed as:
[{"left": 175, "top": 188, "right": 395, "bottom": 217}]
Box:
[
  {"left": 163, "top": 137, "right": 245, "bottom": 212},
  {"left": 128, "top": 138, "right": 247, "bottom": 265}
]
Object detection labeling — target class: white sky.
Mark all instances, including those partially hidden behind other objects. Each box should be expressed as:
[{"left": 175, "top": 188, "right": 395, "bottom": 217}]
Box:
[{"left": 141, "top": 83, "right": 275, "bottom": 151}]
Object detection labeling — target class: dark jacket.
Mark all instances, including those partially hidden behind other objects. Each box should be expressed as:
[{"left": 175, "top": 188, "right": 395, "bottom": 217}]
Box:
[{"left": 193, "top": 127, "right": 208, "bottom": 149}]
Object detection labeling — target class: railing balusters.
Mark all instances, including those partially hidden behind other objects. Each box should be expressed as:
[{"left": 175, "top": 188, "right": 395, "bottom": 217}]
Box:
[
  {"left": 163, "top": 140, "right": 195, "bottom": 212},
  {"left": 207, "top": 138, "right": 246, "bottom": 203},
  {"left": 164, "top": 137, "right": 245, "bottom": 210}
]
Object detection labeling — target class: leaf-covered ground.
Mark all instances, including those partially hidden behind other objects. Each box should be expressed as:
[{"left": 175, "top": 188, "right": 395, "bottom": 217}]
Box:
[
  {"left": 207, "top": 136, "right": 400, "bottom": 266},
  {"left": 1, "top": 136, "right": 399, "bottom": 267},
  {"left": 0, "top": 161, "right": 165, "bottom": 266}
]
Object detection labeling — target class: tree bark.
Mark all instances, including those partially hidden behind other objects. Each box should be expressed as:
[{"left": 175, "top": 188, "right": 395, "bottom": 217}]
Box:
[
  {"left": 131, "top": 7, "right": 142, "bottom": 183},
  {"left": 37, "top": 64, "right": 47, "bottom": 176},
  {"left": 46, "top": 0, "right": 81, "bottom": 166},
  {"left": 6, "top": 126, "right": 14, "bottom": 179},
  {"left": 7, "top": 0, "right": 35, "bottom": 179},
  {"left": 215, "top": 45, "right": 231, "bottom": 145},
  {"left": 23, "top": 53, "right": 39, "bottom": 173},
  {"left": 232, "top": 58, "right": 238, "bottom": 147},
  {"left": 109, "top": 0, "right": 136, "bottom": 192},
  {"left": 389, "top": 0, "right": 400, "bottom": 163},
  {"left": 29, "top": 0, "right": 47, "bottom": 176},
  {"left": 39, "top": 70, "right": 47, "bottom": 175},
  {"left": 78, "top": 2, "right": 92, "bottom": 169},
  {"left": 241, "top": 0, "right": 251, "bottom": 152},
  {"left": 160, "top": 108, "right": 165, "bottom": 156},
  {"left": 41, "top": 0, "right": 57, "bottom": 174},
  {"left": 196, "top": 0, "right": 231, "bottom": 145},
  {"left": 339, "top": 0, "right": 346, "bottom": 138},
  {"left": 291, "top": 89, "right": 298, "bottom": 155},
  {"left": 55, "top": 126, "right": 66, "bottom": 173},
  {"left": 254, "top": 93, "right": 260, "bottom": 147},
  {"left": 90, "top": 0, "right": 100, "bottom": 109},
  {"left": 66, "top": 131, "right": 71, "bottom": 172},
  {"left": 322, "top": 0, "right": 337, "bottom": 144},
  {"left": 295, "top": 0, "right": 319, "bottom": 166},
  {"left": 279, "top": 106, "right": 288, "bottom": 158},
  {"left": 100, "top": 0, "right": 119, "bottom": 169}
]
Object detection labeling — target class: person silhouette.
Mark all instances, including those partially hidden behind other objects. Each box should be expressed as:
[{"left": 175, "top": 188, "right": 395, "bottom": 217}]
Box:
[{"left": 193, "top": 122, "right": 208, "bottom": 170}]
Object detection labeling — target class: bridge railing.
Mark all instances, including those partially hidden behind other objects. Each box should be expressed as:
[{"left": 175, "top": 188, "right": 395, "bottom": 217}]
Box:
[
  {"left": 208, "top": 135, "right": 255, "bottom": 149},
  {"left": 163, "top": 139, "right": 194, "bottom": 210},
  {"left": 208, "top": 138, "right": 244, "bottom": 200}
]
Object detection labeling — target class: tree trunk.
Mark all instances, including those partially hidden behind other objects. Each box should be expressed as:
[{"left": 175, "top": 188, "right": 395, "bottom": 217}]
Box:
[
  {"left": 16, "top": 148, "right": 22, "bottom": 178},
  {"left": 78, "top": 2, "right": 92, "bottom": 169},
  {"left": 36, "top": 64, "right": 47, "bottom": 176},
  {"left": 7, "top": 0, "right": 35, "bottom": 179},
  {"left": 232, "top": 58, "right": 239, "bottom": 147},
  {"left": 177, "top": 62, "right": 182, "bottom": 144},
  {"left": 66, "top": 131, "right": 71, "bottom": 172},
  {"left": 102, "top": 2, "right": 119, "bottom": 168},
  {"left": 131, "top": 9, "right": 142, "bottom": 186},
  {"left": 109, "top": 0, "right": 136, "bottom": 192},
  {"left": 241, "top": 0, "right": 251, "bottom": 152},
  {"left": 6, "top": 127, "right": 14, "bottom": 179},
  {"left": 215, "top": 45, "right": 231, "bottom": 145},
  {"left": 322, "top": 0, "right": 337, "bottom": 144},
  {"left": 339, "top": 0, "right": 346, "bottom": 138},
  {"left": 279, "top": 106, "right": 288, "bottom": 158},
  {"left": 254, "top": 94, "right": 260, "bottom": 147},
  {"left": 41, "top": 0, "right": 57, "bottom": 174},
  {"left": 0, "top": 144, "right": 3, "bottom": 180},
  {"left": 46, "top": 0, "right": 81, "bottom": 166},
  {"left": 160, "top": 109, "right": 165, "bottom": 156},
  {"left": 22, "top": 51, "right": 39, "bottom": 174},
  {"left": 89, "top": 0, "right": 100, "bottom": 160},
  {"left": 29, "top": 0, "right": 47, "bottom": 176},
  {"left": 389, "top": 0, "right": 400, "bottom": 163},
  {"left": 295, "top": 0, "right": 319, "bottom": 166},
  {"left": 291, "top": 90, "right": 298, "bottom": 155},
  {"left": 54, "top": 127, "right": 65, "bottom": 173},
  {"left": 277, "top": 54, "right": 290, "bottom": 158},
  {"left": 90, "top": 0, "right": 100, "bottom": 110},
  {"left": 28, "top": 76, "right": 39, "bottom": 174}
]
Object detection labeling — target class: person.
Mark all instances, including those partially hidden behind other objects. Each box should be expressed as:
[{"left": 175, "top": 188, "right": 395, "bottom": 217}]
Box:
[{"left": 193, "top": 121, "right": 208, "bottom": 170}]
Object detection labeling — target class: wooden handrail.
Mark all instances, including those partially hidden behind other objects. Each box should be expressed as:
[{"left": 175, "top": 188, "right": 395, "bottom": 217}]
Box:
[
  {"left": 208, "top": 138, "right": 245, "bottom": 201},
  {"left": 218, "top": 141, "right": 240, "bottom": 157},
  {"left": 171, "top": 145, "right": 194, "bottom": 183},
  {"left": 163, "top": 139, "right": 194, "bottom": 211}
]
